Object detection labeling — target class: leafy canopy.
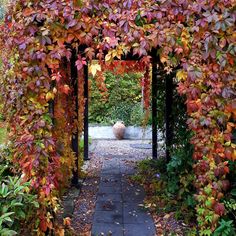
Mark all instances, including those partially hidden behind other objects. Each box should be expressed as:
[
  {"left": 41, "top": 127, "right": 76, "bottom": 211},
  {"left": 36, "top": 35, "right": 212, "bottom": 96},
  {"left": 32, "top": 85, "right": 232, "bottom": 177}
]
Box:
[{"left": 0, "top": 0, "right": 235, "bottom": 234}]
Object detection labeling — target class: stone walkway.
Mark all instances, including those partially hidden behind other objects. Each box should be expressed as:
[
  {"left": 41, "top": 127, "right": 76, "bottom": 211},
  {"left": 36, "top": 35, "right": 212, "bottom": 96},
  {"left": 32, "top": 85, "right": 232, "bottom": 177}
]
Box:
[{"left": 91, "top": 141, "right": 156, "bottom": 236}]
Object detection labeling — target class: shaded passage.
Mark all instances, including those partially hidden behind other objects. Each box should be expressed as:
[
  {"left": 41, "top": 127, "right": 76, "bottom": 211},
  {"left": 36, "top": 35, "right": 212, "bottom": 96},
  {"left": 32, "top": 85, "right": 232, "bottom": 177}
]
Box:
[{"left": 91, "top": 143, "right": 156, "bottom": 236}]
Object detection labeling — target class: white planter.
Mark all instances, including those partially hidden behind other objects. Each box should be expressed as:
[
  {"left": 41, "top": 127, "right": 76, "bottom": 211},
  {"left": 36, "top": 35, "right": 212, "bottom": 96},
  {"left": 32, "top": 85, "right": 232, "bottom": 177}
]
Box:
[{"left": 112, "top": 121, "right": 126, "bottom": 140}]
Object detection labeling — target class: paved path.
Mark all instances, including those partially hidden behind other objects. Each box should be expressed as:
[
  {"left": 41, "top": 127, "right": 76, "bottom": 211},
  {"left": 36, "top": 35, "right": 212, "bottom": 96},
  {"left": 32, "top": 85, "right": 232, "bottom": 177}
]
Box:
[{"left": 91, "top": 141, "right": 156, "bottom": 236}]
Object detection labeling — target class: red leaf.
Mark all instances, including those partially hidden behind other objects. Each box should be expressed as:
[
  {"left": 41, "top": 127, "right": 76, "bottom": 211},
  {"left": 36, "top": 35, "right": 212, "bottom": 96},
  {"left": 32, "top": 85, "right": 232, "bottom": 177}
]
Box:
[
  {"left": 75, "top": 59, "right": 83, "bottom": 71},
  {"left": 75, "top": 56, "right": 87, "bottom": 71},
  {"left": 214, "top": 203, "right": 225, "bottom": 216},
  {"left": 40, "top": 219, "right": 48, "bottom": 232},
  {"left": 61, "top": 85, "right": 70, "bottom": 95}
]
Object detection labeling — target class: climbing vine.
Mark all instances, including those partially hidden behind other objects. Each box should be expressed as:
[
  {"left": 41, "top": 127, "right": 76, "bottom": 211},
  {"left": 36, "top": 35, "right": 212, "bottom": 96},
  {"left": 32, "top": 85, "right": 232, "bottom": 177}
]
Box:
[{"left": 0, "top": 0, "right": 235, "bottom": 235}]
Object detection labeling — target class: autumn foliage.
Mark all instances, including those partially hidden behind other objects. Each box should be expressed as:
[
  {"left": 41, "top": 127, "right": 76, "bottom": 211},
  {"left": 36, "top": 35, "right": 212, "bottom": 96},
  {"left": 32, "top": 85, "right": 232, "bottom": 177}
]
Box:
[{"left": 0, "top": 0, "right": 235, "bottom": 235}]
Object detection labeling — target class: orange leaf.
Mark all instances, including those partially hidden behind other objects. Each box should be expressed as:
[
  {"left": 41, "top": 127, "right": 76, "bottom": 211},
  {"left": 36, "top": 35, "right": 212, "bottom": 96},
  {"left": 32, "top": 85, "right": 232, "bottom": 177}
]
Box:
[
  {"left": 39, "top": 219, "right": 48, "bottom": 232},
  {"left": 23, "top": 8, "right": 34, "bottom": 17}
]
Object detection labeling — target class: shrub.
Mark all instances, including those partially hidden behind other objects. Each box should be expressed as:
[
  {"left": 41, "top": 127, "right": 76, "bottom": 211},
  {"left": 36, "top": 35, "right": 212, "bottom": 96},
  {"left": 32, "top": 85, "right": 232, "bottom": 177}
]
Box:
[
  {"left": 215, "top": 160, "right": 236, "bottom": 234},
  {"left": 213, "top": 219, "right": 235, "bottom": 236},
  {"left": 133, "top": 136, "right": 196, "bottom": 223},
  {"left": 0, "top": 148, "right": 39, "bottom": 235},
  {"left": 130, "top": 103, "right": 151, "bottom": 126}
]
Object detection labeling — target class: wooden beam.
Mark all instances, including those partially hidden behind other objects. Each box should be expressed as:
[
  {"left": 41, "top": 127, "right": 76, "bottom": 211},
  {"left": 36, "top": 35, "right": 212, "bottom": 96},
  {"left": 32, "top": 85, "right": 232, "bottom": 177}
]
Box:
[
  {"left": 152, "top": 53, "right": 158, "bottom": 160},
  {"left": 48, "top": 100, "right": 54, "bottom": 125},
  {"left": 165, "top": 73, "right": 173, "bottom": 163},
  {"left": 71, "top": 49, "right": 79, "bottom": 186},
  {"left": 47, "top": 66, "right": 55, "bottom": 125},
  {"left": 83, "top": 62, "right": 89, "bottom": 161}
]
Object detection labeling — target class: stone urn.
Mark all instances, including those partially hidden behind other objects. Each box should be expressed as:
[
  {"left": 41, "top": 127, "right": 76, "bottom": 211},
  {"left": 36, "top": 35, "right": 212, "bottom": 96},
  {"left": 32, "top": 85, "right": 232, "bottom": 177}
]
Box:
[{"left": 112, "top": 121, "right": 126, "bottom": 140}]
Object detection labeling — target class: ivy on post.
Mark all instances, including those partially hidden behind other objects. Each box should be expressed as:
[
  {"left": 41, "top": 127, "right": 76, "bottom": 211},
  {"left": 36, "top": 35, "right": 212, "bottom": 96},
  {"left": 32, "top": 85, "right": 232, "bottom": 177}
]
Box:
[
  {"left": 165, "top": 73, "right": 174, "bottom": 163},
  {"left": 83, "top": 61, "right": 89, "bottom": 161},
  {"left": 71, "top": 49, "right": 79, "bottom": 187},
  {"left": 48, "top": 87, "right": 55, "bottom": 125},
  {"left": 151, "top": 50, "right": 158, "bottom": 160},
  {"left": 47, "top": 65, "right": 55, "bottom": 125}
]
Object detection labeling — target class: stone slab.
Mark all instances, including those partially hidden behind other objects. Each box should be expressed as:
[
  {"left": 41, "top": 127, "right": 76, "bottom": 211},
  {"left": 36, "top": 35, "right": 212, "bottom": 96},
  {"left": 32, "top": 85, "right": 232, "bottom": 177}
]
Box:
[
  {"left": 91, "top": 141, "right": 156, "bottom": 236},
  {"left": 95, "top": 201, "right": 122, "bottom": 213},
  {"left": 120, "top": 166, "right": 136, "bottom": 175},
  {"left": 101, "top": 168, "right": 121, "bottom": 175},
  {"left": 100, "top": 179, "right": 121, "bottom": 189},
  {"left": 123, "top": 223, "right": 156, "bottom": 236},
  {"left": 99, "top": 180, "right": 121, "bottom": 188},
  {"left": 93, "top": 210, "right": 123, "bottom": 224},
  {"left": 99, "top": 186, "right": 122, "bottom": 194},
  {"left": 100, "top": 173, "right": 122, "bottom": 179},
  {"left": 91, "top": 223, "right": 124, "bottom": 236},
  {"left": 123, "top": 203, "right": 153, "bottom": 224},
  {"left": 97, "top": 193, "right": 123, "bottom": 202},
  {"left": 122, "top": 187, "right": 146, "bottom": 203}
]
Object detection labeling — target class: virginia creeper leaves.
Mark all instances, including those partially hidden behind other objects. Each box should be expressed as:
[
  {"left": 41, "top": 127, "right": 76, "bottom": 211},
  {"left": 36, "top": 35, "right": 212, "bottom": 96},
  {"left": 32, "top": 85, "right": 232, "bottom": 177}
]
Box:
[{"left": 0, "top": 0, "right": 235, "bottom": 234}]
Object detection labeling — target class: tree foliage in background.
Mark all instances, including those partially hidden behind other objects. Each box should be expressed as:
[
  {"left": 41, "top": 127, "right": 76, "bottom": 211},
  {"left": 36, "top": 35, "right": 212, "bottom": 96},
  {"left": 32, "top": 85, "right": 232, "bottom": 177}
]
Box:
[
  {"left": 89, "top": 72, "right": 145, "bottom": 125},
  {"left": 0, "top": 0, "right": 235, "bottom": 235}
]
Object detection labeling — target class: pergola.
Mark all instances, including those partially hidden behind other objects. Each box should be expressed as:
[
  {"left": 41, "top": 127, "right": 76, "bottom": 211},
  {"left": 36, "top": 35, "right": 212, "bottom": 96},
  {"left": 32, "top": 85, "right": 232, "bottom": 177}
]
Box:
[
  {"left": 2, "top": 1, "right": 234, "bottom": 234},
  {"left": 65, "top": 48, "right": 175, "bottom": 185}
]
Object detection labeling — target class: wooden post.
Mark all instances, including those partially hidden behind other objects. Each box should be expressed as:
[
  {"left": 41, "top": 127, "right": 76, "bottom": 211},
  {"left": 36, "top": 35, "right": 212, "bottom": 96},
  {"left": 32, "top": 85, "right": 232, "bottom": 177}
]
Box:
[
  {"left": 48, "top": 66, "right": 55, "bottom": 125},
  {"left": 71, "top": 49, "right": 79, "bottom": 186},
  {"left": 48, "top": 100, "right": 54, "bottom": 125},
  {"left": 152, "top": 53, "right": 158, "bottom": 160},
  {"left": 83, "top": 62, "right": 89, "bottom": 161},
  {"left": 165, "top": 73, "right": 173, "bottom": 163}
]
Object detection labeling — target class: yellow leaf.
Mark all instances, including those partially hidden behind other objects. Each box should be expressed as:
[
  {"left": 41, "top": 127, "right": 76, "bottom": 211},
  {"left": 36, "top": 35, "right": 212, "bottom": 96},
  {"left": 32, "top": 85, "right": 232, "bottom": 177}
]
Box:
[
  {"left": 232, "top": 150, "right": 236, "bottom": 160},
  {"left": 160, "top": 54, "right": 168, "bottom": 64},
  {"left": 225, "top": 141, "right": 231, "bottom": 147},
  {"left": 42, "top": 177, "right": 47, "bottom": 185},
  {"left": 105, "top": 52, "right": 112, "bottom": 62},
  {"left": 46, "top": 92, "right": 55, "bottom": 101},
  {"left": 63, "top": 217, "right": 71, "bottom": 226},
  {"left": 132, "top": 43, "right": 140, "bottom": 47},
  {"left": 89, "top": 64, "right": 101, "bottom": 77},
  {"left": 163, "top": 213, "right": 171, "bottom": 219},
  {"left": 104, "top": 36, "right": 110, "bottom": 43},
  {"left": 53, "top": 87, "right": 57, "bottom": 94},
  {"left": 176, "top": 70, "right": 187, "bottom": 81},
  {"left": 57, "top": 229, "right": 64, "bottom": 236}
]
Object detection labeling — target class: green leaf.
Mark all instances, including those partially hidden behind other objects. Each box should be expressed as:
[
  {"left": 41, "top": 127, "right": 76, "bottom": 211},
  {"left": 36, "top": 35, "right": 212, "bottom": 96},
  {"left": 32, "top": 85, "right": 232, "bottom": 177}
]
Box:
[
  {"left": 1, "top": 229, "right": 17, "bottom": 236},
  {"left": 230, "top": 188, "right": 236, "bottom": 196},
  {"left": 0, "top": 212, "right": 15, "bottom": 219}
]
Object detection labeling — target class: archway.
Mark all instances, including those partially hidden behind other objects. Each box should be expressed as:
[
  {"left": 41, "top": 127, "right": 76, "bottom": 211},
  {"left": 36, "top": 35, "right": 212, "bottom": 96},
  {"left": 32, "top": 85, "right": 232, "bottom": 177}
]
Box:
[
  {"left": 0, "top": 0, "right": 235, "bottom": 235},
  {"left": 68, "top": 49, "right": 176, "bottom": 186}
]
